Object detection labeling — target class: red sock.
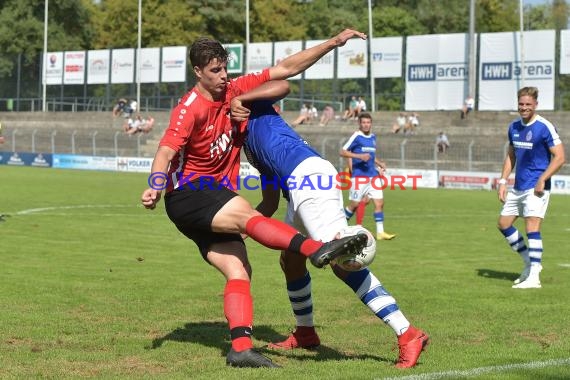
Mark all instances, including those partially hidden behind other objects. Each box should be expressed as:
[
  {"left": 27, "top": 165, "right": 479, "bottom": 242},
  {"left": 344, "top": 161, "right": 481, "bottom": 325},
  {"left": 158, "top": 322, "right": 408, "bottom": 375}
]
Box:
[
  {"left": 356, "top": 201, "right": 366, "bottom": 225},
  {"left": 245, "top": 215, "right": 323, "bottom": 257},
  {"left": 224, "top": 279, "right": 254, "bottom": 352}
]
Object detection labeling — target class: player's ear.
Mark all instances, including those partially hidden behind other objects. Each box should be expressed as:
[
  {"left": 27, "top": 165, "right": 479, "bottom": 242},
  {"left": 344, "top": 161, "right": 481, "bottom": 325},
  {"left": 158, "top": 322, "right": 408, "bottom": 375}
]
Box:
[{"left": 193, "top": 66, "right": 202, "bottom": 79}]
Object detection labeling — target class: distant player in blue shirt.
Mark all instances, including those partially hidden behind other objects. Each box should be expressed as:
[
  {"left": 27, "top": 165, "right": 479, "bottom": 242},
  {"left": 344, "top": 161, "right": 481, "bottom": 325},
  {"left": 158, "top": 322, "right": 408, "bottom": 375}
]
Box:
[
  {"left": 497, "top": 86, "right": 566, "bottom": 289},
  {"left": 239, "top": 92, "right": 428, "bottom": 368},
  {"left": 340, "top": 113, "right": 396, "bottom": 240}
]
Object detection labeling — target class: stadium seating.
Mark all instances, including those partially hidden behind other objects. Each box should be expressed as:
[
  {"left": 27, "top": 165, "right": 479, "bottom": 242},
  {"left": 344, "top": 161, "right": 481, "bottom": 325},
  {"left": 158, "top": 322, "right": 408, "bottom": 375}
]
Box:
[{"left": 1, "top": 110, "right": 568, "bottom": 174}]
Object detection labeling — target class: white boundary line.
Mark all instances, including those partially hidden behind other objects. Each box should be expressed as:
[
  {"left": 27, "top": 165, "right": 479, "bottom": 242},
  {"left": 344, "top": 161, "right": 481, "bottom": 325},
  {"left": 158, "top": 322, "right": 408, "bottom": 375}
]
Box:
[
  {"left": 379, "top": 358, "right": 570, "bottom": 380},
  {"left": 15, "top": 204, "right": 137, "bottom": 215}
]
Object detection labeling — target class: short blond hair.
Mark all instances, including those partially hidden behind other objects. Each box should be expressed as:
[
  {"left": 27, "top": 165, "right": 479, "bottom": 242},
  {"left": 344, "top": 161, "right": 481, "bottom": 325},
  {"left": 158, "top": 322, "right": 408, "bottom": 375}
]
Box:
[{"left": 517, "top": 86, "right": 538, "bottom": 101}]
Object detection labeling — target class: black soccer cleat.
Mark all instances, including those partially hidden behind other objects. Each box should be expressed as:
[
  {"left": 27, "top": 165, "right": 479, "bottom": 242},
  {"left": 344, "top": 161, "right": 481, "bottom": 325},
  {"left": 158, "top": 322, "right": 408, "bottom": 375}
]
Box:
[
  {"left": 309, "top": 234, "right": 368, "bottom": 268},
  {"left": 226, "top": 348, "right": 281, "bottom": 368}
]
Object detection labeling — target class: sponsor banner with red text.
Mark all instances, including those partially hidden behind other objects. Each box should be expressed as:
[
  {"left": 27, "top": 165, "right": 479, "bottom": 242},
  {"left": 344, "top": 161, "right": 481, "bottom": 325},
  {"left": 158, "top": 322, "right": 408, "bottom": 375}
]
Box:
[{"left": 439, "top": 170, "right": 495, "bottom": 190}]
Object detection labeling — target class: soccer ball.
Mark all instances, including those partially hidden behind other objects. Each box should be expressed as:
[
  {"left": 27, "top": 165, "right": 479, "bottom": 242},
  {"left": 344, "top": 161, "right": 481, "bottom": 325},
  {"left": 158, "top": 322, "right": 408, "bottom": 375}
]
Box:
[{"left": 333, "top": 226, "right": 376, "bottom": 271}]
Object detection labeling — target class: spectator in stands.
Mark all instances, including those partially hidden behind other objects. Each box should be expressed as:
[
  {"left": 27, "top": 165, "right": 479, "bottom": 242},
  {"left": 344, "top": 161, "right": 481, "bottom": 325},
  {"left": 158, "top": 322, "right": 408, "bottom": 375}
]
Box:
[
  {"left": 307, "top": 103, "right": 318, "bottom": 124},
  {"left": 292, "top": 103, "right": 310, "bottom": 127},
  {"left": 113, "top": 98, "right": 138, "bottom": 119},
  {"left": 123, "top": 115, "right": 155, "bottom": 135},
  {"left": 461, "top": 95, "right": 475, "bottom": 119},
  {"left": 355, "top": 96, "right": 367, "bottom": 117},
  {"left": 113, "top": 98, "right": 128, "bottom": 117},
  {"left": 319, "top": 105, "right": 335, "bottom": 127},
  {"left": 436, "top": 131, "right": 450, "bottom": 153},
  {"left": 392, "top": 112, "right": 407, "bottom": 134},
  {"left": 405, "top": 112, "right": 419, "bottom": 135},
  {"left": 0, "top": 121, "right": 4, "bottom": 144},
  {"left": 342, "top": 96, "right": 358, "bottom": 121}
]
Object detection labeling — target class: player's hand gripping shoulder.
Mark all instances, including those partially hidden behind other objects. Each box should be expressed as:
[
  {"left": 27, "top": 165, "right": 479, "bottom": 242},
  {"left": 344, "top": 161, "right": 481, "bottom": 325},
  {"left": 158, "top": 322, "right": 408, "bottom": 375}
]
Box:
[{"left": 230, "top": 98, "right": 250, "bottom": 123}]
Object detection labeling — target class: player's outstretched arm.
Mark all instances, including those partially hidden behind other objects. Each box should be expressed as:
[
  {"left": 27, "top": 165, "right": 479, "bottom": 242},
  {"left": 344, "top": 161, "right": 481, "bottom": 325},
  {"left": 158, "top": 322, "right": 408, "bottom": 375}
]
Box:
[{"left": 269, "top": 29, "right": 366, "bottom": 80}]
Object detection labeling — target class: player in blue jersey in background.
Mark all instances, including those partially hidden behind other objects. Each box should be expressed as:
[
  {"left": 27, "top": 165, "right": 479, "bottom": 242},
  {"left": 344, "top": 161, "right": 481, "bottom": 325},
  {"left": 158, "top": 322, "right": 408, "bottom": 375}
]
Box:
[
  {"left": 497, "top": 86, "right": 565, "bottom": 289},
  {"left": 232, "top": 83, "right": 428, "bottom": 368},
  {"left": 341, "top": 113, "right": 396, "bottom": 240}
]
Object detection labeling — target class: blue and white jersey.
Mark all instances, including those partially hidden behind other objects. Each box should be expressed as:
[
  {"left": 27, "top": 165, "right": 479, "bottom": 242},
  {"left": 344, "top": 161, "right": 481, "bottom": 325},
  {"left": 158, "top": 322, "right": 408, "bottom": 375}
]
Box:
[
  {"left": 342, "top": 131, "right": 378, "bottom": 177},
  {"left": 508, "top": 115, "right": 562, "bottom": 191},
  {"left": 245, "top": 101, "right": 321, "bottom": 180}
]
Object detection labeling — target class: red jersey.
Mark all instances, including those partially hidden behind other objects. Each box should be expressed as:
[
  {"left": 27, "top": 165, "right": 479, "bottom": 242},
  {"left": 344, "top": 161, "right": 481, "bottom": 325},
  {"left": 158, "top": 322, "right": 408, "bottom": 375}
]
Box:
[{"left": 159, "top": 69, "right": 270, "bottom": 193}]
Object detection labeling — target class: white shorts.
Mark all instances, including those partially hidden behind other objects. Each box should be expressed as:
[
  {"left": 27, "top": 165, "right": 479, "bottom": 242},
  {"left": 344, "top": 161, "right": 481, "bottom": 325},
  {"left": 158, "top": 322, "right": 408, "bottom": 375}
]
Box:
[
  {"left": 285, "top": 156, "right": 347, "bottom": 242},
  {"left": 500, "top": 188, "right": 550, "bottom": 218},
  {"left": 348, "top": 176, "right": 384, "bottom": 202}
]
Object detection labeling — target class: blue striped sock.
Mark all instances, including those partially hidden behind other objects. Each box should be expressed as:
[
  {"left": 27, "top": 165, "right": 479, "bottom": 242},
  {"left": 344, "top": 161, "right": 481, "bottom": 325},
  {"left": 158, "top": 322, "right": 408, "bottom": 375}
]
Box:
[
  {"left": 286, "top": 272, "right": 313, "bottom": 327},
  {"left": 343, "top": 268, "right": 410, "bottom": 335}
]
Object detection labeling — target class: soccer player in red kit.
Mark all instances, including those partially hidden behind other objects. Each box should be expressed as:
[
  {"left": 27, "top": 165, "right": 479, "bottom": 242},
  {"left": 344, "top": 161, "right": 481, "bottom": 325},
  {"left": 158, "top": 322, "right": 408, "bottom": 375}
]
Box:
[{"left": 141, "top": 29, "right": 367, "bottom": 368}]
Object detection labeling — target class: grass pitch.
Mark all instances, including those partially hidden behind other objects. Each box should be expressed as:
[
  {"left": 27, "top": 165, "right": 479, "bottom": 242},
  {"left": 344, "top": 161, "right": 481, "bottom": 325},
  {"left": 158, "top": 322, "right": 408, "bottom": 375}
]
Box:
[{"left": 1, "top": 166, "right": 569, "bottom": 379}]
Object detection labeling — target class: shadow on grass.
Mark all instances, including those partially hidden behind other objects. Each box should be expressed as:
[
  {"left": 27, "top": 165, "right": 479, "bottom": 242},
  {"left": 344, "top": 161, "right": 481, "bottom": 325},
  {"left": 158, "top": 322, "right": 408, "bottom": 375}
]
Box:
[
  {"left": 149, "top": 321, "right": 392, "bottom": 363},
  {"left": 476, "top": 268, "right": 518, "bottom": 282}
]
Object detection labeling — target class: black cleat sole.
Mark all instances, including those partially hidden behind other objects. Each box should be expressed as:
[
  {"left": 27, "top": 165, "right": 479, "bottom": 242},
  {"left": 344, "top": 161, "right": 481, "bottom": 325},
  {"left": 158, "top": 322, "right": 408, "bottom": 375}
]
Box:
[{"left": 309, "top": 233, "right": 368, "bottom": 268}]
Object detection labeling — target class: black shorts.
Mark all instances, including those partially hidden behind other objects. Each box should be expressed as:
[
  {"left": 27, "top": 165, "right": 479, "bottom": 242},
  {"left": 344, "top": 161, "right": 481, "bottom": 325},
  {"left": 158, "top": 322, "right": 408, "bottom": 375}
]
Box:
[{"left": 164, "top": 180, "right": 243, "bottom": 260}]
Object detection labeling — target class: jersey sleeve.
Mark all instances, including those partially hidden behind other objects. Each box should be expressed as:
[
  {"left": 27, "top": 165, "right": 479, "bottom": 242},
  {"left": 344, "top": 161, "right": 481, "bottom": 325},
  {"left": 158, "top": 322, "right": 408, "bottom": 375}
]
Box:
[
  {"left": 159, "top": 103, "right": 195, "bottom": 152},
  {"left": 342, "top": 132, "right": 358, "bottom": 151},
  {"left": 542, "top": 120, "right": 562, "bottom": 148},
  {"left": 229, "top": 69, "right": 271, "bottom": 95}
]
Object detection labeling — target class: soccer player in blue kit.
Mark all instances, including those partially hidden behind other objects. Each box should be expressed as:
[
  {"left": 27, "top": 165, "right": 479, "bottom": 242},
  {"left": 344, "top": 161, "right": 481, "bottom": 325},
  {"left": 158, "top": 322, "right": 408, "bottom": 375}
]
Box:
[
  {"left": 232, "top": 84, "right": 429, "bottom": 368},
  {"left": 341, "top": 113, "right": 396, "bottom": 240},
  {"left": 497, "top": 87, "right": 565, "bottom": 289}
]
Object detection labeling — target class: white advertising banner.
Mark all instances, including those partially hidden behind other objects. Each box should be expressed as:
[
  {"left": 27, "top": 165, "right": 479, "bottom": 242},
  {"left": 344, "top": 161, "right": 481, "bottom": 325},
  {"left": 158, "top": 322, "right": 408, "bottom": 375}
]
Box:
[
  {"left": 337, "top": 39, "right": 367, "bottom": 78},
  {"left": 111, "top": 48, "right": 134, "bottom": 84},
  {"left": 405, "top": 33, "right": 471, "bottom": 111},
  {"left": 371, "top": 37, "right": 403, "bottom": 78},
  {"left": 63, "top": 51, "right": 86, "bottom": 85},
  {"left": 87, "top": 49, "right": 110, "bottom": 84},
  {"left": 161, "top": 46, "right": 186, "bottom": 83},
  {"left": 45, "top": 52, "right": 63, "bottom": 85},
  {"left": 560, "top": 30, "right": 570, "bottom": 75},
  {"left": 305, "top": 39, "right": 334, "bottom": 79},
  {"left": 274, "top": 40, "right": 303, "bottom": 80},
  {"left": 479, "top": 30, "right": 555, "bottom": 110},
  {"left": 138, "top": 47, "right": 160, "bottom": 83},
  {"left": 247, "top": 42, "right": 273, "bottom": 74},
  {"left": 116, "top": 157, "right": 153, "bottom": 173},
  {"left": 552, "top": 175, "right": 570, "bottom": 195}
]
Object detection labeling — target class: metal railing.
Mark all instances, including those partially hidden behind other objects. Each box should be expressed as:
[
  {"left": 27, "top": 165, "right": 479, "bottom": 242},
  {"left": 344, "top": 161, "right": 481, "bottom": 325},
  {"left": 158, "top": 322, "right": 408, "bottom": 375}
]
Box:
[
  {"left": 4, "top": 128, "right": 152, "bottom": 158},
  {"left": 3, "top": 129, "right": 570, "bottom": 175}
]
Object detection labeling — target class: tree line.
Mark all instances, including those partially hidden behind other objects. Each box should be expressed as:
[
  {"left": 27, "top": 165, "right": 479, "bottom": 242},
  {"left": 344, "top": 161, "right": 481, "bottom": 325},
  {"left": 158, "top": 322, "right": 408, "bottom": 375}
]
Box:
[{"left": 0, "top": 0, "right": 568, "bottom": 109}]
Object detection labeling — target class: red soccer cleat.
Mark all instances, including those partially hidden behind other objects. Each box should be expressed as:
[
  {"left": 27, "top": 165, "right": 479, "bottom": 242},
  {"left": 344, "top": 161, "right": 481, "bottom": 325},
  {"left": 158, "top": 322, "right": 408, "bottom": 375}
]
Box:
[
  {"left": 395, "top": 326, "right": 429, "bottom": 368},
  {"left": 268, "top": 326, "right": 321, "bottom": 350}
]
